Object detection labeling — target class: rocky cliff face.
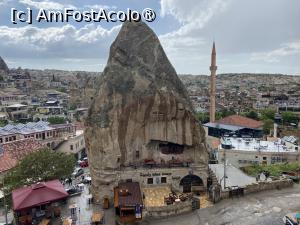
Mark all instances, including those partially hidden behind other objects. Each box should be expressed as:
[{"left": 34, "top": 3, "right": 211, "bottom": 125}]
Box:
[
  {"left": 0, "top": 57, "right": 9, "bottom": 78},
  {"left": 85, "top": 21, "right": 208, "bottom": 198}
]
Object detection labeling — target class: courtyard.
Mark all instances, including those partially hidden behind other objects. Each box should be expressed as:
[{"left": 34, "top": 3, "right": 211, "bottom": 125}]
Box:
[{"left": 141, "top": 184, "right": 300, "bottom": 225}]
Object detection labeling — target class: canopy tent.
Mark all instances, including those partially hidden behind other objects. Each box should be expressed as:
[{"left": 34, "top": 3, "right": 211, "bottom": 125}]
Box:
[{"left": 12, "top": 179, "right": 69, "bottom": 211}]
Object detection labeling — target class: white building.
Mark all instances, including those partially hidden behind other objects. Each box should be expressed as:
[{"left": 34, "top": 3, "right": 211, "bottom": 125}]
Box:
[
  {"left": 218, "top": 137, "right": 300, "bottom": 168},
  {"left": 54, "top": 130, "right": 86, "bottom": 159}
]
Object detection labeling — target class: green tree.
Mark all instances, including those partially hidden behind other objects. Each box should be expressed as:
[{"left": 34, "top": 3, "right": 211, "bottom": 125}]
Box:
[
  {"left": 262, "top": 119, "right": 274, "bottom": 135},
  {"left": 282, "top": 111, "right": 298, "bottom": 124},
  {"left": 47, "top": 116, "right": 66, "bottom": 124},
  {"left": 245, "top": 110, "right": 259, "bottom": 120},
  {"left": 216, "top": 109, "right": 235, "bottom": 120},
  {"left": 0, "top": 120, "right": 8, "bottom": 127},
  {"left": 4, "top": 149, "right": 75, "bottom": 193},
  {"left": 259, "top": 109, "right": 275, "bottom": 121},
  {"left": 196, "top": 112, "right": 209, "bottom": 124},
  {"left": 56, "top": 87, "right": 66, "bottom": 93}
]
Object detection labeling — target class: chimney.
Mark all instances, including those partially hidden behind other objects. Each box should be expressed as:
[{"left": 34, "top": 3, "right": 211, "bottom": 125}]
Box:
[{"left": 209, "top": 42, "right": 217, "bottom": 123}]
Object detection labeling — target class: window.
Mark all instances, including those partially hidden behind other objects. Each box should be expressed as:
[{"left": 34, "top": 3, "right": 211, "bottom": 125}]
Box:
[
  {"left": 0, "top": 138, "right": 2, "bottom": 143},
  {"left": 13, "top": 136, "right": 16, "bottom": 140},
  {"left": 263, "top": 156, "right": 267, "bottom": 160},
  {"left": 136, "top": 151, "right": 140, "bottom": 159},
  {"left": 255, "top": 156, "right": 258, "bottom": 158},
  {"left": 9, "top": 137, "right": 12, "bottom": 141},
  {"left": 5, "top": 137, "right": 8, "bottom": 142},
  {"left": 70, "top": 145, "right": 73, "bottom": 150},
  {"left": 36, "top": 134, "right": 38, "bottom": 139},
  {"left": 161, "top": 177, "right": 167, "bottom": 184},
  {"left": 147, "top": 178, "right": 153, "bottom": 184}
]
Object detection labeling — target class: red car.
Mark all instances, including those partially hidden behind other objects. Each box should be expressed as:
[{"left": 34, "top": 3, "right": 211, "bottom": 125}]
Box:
[{"left": 80, "top": 159, "right": 88, "bottom": 167}]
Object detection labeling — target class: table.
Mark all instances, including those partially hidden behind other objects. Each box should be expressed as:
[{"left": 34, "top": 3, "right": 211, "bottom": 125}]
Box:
[
  {"left": 38, "top": 218, "right": 50, "bottom": 225},
  {"left": 175, "top": 198, "right": 181, "bottom": 203},
  {"left": 62, "top": 217, "right": 72, "bottom": 225},
  {"left": 91, "top": 212, "right": 104, "bottom": 224}
]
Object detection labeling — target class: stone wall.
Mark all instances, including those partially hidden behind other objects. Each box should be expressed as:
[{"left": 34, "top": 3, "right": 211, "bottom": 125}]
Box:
[
  {"left": 244, "top": 179, "right": 293, "bottom": 194},
  {"left": 118, "top": 166, "right": 208, "bottom": 193},
  {"left": 220, "top": 179, "right": 294, "bottom": 199},
  {"left": 144, "top": 200, "right": 192, "bottom": 219}
]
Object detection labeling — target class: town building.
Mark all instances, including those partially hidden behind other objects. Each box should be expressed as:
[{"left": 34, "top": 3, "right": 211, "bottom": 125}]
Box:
[
  {"left": 204, "top": 114, "right": 264, "bottom": 138},
  {"left": 0, "top": 121, "right": 75, "bottom": 148},
  {"left": 114, "top": 182, "right": 143, "bottom": 224},
  {"left": 12, "top": 180, "right": 69, "bottom": 225},
  {"left": 217, "top": 137, "right": 300, "bottom": 168},
  {"left": 54, "top": 129, "right": 86, "bottom": 159},
  {"left": 0, "top": 138, "right": 42, "bottom": 177},
  {"left": 5, "top": 103, "right": 30, "bottom": 122}
]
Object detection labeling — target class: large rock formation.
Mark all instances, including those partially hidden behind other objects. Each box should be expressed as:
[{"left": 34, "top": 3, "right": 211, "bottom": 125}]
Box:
[
  {"left": 85, "top": 21, "right": 208, "bottom": 199},
  {"left": 0, "top": 56, "right": 9, "bottom": 78}
]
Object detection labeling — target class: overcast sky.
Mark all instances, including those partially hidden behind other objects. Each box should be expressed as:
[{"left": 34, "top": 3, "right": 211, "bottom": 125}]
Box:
[{"left": 0, "top": 0, "right": 299, "bottom": 75}]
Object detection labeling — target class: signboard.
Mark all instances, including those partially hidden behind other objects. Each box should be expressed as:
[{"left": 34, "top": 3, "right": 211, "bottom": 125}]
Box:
[{"left": 140, "top": 172, "right": 172, "bottom": 177}]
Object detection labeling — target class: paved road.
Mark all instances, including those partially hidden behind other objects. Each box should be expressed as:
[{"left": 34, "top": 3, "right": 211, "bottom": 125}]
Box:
[{"left": 141, "top": 184, "right": 300, "bottom": 225}]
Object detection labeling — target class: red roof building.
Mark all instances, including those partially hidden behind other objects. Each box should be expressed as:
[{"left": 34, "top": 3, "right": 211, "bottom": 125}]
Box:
[
  {"left": 216, "top": 115, "right": 263, "bottom": 129},
  {"left": 12, "top": 179, "right": 68, "bottom": 211},
  {"left": 0, "top": 138, "right": 42, "bottom": 174}
]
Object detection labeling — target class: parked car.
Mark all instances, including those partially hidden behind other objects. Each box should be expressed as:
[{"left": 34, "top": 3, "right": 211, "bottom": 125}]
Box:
[
  {"left": 65, "top": 186, "right": 82, "bottom": 196},
  {"left": 72, "top": 168, "right": 84, "bottom": 178},
  {"left": 80, "top": 160, "right": 88, "bottom": 168}
]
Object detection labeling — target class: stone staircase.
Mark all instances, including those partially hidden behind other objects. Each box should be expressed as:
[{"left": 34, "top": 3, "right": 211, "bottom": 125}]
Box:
[{"left": 208, "top": 167, "right": 219, "bottom": 186}]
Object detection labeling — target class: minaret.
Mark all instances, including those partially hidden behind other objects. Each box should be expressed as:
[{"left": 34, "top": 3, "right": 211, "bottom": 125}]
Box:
[{"left": 209, "top": 42, "right": 217, "bottom": 123}]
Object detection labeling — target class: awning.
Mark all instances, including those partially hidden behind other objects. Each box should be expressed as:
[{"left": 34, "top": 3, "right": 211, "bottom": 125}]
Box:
[{"left": 12, "top": 180, "right": 69, "bottom": 211}]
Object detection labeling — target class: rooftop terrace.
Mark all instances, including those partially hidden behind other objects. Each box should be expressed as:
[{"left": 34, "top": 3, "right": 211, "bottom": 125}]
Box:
[{"left": 220, "top": 137, "right": 297, "bottom": 153}]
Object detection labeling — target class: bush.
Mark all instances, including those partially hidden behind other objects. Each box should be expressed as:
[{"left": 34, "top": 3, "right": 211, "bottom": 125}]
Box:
[{"left": 47, "top": 116, "right": 66, "bottom": 124}]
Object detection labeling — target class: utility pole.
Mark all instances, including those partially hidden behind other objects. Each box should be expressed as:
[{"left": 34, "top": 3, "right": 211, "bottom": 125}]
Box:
[{"left": 1, "top": 179, "right": 8, "bottom": 225}]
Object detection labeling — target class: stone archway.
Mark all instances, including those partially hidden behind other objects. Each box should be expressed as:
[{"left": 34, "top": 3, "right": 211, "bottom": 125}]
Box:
[{"left": 180, "top": 174, "right": 204, "bottom": 193}]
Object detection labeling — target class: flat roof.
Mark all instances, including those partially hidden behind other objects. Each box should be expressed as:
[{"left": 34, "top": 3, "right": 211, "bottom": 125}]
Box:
[
  {"left": 220, "top": 137, "right": 295, "bottom": 153},
  {"left": 0, "top": 121, "right": 54, "bottom": 136},
  {"left": 204, "top": 122, "right": 245, "bottom": 131},
  {"left": 6, "top": 103, "right": 27, "bottom": 108},
  {"left": 114, "top": 182, "right": 143, "bottom": 207}
]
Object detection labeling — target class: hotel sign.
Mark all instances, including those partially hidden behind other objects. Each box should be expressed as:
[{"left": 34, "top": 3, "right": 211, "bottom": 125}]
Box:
[{"left": 140, "top": 172, "right": 172, "bottom": 177}]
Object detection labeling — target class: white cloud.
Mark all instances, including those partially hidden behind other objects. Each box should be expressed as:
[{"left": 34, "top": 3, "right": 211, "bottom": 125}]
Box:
[
  {"left": 83, "top": 4, "right": 117, "bottom": 10},
  {"left": 0, "top": 24, "right": 121, "bottom": 57},
  {"left": 251, "top": 40, "right": 300, "bottom": 63},
  {"left": 158, "top": 0, "right": 231, "bottom": 73},
  {"left": 19, "top": 0, "right": 76, "bottom": 10},
  {"left": 0, "top": 0, "right": 12, "bottom": 6},
  {"left": 160, "top": 0, "right": 231, "bottom": 34}
]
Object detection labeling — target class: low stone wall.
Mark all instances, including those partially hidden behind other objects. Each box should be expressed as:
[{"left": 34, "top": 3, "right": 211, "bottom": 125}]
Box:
[
  {"left": 221, "top": 179, "right": 294, "bottom": 199},
  {"left": 144, "top": 200, "right": 192, "bottom": 219},
  {"left": 244, "top": 179, "right": 293, "bottom": 194}
]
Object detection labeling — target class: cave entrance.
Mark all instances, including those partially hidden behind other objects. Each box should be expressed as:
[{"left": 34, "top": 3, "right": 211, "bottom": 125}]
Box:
[
  {"left": 159, "top": 142, "right": 184, "bottom": 154},
  {"left": 180, "top": 174, "right": 204, "bottom": 193}
]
